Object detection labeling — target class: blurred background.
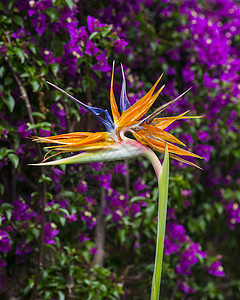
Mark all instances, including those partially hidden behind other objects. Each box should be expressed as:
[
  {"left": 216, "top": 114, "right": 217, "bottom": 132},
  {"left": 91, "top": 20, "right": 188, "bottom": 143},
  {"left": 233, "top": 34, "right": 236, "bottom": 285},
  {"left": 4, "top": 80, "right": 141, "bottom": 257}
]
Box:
[{"left": 0, "top": 0, "right": 239, "bottom": 299}]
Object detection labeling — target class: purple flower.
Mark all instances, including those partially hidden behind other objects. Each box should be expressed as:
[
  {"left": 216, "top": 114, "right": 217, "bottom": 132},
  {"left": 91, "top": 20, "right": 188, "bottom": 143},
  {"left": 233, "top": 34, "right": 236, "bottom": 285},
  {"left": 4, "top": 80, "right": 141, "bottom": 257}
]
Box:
[
  {"left": 76, "top": 26, "right": 89, "bottom": 43},
  {"left": 113, "top": 39, "right": 128, "bottom": 53},
  {"left": 0, "top": 230, "right": 11, "bottom": 253},
  {"left": 129, "top": 203, "right": 141, "bottom": 217},
  {"left": 209, "top": 261, "right": 225, "bottom": 277},
  {"left": 12, "top": 196, "right": 36, "bottom": 222},
  {"left": 44, "top": 222, "right": 59, "bottom": 245},
  {"left": 176, "top": 243, "right": 206, "bottom": 275},
  {"left": 39, "top": 129, "right": 51, "bottom": 137},
  {"left": 92, "top": 52, "right": 111, "bottom": 73},
  {"left": 167, "top": 208, "right": 176, "bottom": 219},
  {"left": 31, "top": 14, "right": 47, "bottom": 36},
  {"left": 60, "top": 8, "right": 78, "bottom": 37},
  {"left": 181, "top": 189, "right": 192, "bottom": 197},
  {"left": 178, "top": 281, "right": 195, "bottom": 294},
  {"left": 113, "top": 163, "right": 127, "bottom": 176},
  {"left": 28, "top": 0, "right": 51, "bottom": 16},
  {"left": 18, "top": 122, "right": 32, "bottom": 138},
  {"left": 78, "top": 180, "right": 87, "bottom": 193},
  {"left": 50, "top": 168, "right": 64, "bottom": 191},
  {"left": 87, "top": 16, "right": 105, "bottom": 34},
  {"left": 196, "top": 144, "right": 213, "bottom": 161},
  {"left": 176, "top": 261, "right": 191, "bottom": 276},
  {"left": 133, "top": 177, "right": 147, "bottom": 192},
  {"left": 85, "top": 40, "right": 100, "bottom": 56},
  {"left": 0, "top": 261, "right": 7, "bottom": 268},
  {"left": 85, "top": 196, "right": 97, "bottom": 206},
  {"left": 90, "top": 162, "right": 103, "bottom": 171},
  {"left": 225, "top": 202, "right": 240, "bottom": 229},
  {"left": 12, "top": 27, "right": 26, "bottom": 39},
  {"left": 180, "top": 134, "right": 194, "bottom": 144},
  {"left": 134, "top": 241, "right": 141, "bottom": 248},
  {"left": 112, "top": 209, "right": 123, "bottom": 222},
  {"left": 171, "top": 224, "right": 186, "bottom": 241},
  {"left": 164, "top": 238, "right": 180, "bottom": 255},
  {"left": 78, "top": 233, "right": 90, "bottom": 243},
  {"left": 97, "top": 174, "right": 112, "bottom": 189},
  {"left": 58, "top": 199, "right": 68, "bottom": 209},
  {"left": 66, "top": 214, "right": 77, "bottom": 223},
  {"left": 80, "top": 209, "right": 96, "bottom": 230},
  {"left": 16, "top": 242, "right": 32, "bottom": 256},
  {"left": 203, "top": 73, "right": 219, "bottom": 89},
  {"left": 90, "top": 247, "right": 99, "bottom": 255},
  {"left": 50, "top": 102, "right": 66, "bottom": 128},
  {"left": 198, "top": 130, "right": 210, "bottom": 142},
  {"left": 41, "top": 49, "right": 62, "bottom": 65},
  {"left": 182, "top": 66, "right": 194, "bottom": 83}
]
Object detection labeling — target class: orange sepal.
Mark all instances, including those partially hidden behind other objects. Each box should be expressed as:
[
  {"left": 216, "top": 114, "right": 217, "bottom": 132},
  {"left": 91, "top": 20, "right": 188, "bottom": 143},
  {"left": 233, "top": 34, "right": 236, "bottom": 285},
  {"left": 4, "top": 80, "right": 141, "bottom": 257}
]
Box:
[{"left": 110, "top": 61, "right": 120, "bottom": 124}]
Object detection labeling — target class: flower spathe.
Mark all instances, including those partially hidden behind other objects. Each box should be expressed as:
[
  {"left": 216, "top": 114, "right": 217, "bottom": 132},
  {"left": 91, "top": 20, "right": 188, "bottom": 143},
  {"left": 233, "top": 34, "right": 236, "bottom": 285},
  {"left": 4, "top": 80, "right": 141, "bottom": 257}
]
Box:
[{"left": 31, "top": 62, "right": 203, "bottom": 168}]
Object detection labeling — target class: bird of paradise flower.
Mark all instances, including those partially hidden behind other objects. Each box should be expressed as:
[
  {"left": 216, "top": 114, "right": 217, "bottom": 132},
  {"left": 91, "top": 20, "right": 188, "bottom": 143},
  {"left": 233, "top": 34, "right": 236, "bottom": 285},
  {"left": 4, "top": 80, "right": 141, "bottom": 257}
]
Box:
[{"left": 31, "top": 62, "right": 203, "bottom": 299}]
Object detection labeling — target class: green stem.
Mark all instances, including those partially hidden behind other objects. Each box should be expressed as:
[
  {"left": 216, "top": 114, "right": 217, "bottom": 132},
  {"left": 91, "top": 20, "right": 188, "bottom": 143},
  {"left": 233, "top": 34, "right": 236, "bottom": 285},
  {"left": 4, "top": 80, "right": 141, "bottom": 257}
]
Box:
[{"left": 145, "top": 147, "right": 169, "bottom": 300}]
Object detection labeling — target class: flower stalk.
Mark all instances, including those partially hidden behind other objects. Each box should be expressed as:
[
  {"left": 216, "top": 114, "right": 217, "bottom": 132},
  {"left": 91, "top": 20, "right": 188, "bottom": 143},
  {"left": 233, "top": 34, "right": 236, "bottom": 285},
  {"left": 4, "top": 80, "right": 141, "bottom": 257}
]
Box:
[{"left": 145, "top": 146, "right": 169, "bottom": 300}]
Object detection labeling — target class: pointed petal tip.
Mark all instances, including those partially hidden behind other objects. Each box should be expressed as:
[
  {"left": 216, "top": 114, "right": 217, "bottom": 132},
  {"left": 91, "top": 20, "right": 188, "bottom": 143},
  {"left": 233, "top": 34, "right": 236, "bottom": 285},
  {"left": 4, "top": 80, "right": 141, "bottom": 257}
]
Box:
[{"left": 120, "top": 63, "right": 125, "bottom": 77}]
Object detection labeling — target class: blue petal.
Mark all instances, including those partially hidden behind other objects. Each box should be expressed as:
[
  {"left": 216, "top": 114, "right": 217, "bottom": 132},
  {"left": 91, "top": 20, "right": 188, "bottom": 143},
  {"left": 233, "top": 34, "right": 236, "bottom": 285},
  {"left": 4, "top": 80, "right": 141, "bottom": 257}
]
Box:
[
  {"left": 120, "top": 64, "right": 131, "bottom": 112},
  {"left": 46, "top": 81, "right": 115, "bottom": 132}
]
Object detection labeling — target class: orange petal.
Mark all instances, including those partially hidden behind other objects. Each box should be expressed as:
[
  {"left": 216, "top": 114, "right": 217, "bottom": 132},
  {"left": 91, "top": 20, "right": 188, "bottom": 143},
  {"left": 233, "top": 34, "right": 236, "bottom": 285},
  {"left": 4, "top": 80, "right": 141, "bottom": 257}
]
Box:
[
  {"left": 169, "top": 153, "right": 202, "bottom": 169},
  {"left": 117, "top": 74, "right": 164, "bottom": 128},
  {"left": 110, "top": 61, "right": 120, "bottom": 124},
  {"left": 134, "top": 131, "right": 202, "bottom": 159},
  {"left": 152, "top": 112, "right": 202, "bottom": 130},
  {"left": 140, "top": 125, "right": 186, "bottom": 146},
  {"left": 44, "top": 141, "right": 114, "bottom": 152},
  {"left": 145, "top": 136, "right": 202, "bottom": 159},
  {"left": 33, "top": 132, "right": 108, "bottom": 146},
  {"left": 33, "top": 132, "right": 92, "bottom": 144}
]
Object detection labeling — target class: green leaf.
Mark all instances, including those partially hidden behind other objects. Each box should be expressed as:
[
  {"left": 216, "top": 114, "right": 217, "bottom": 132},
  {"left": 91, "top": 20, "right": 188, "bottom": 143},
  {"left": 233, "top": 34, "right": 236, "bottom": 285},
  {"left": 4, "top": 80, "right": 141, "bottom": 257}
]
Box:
[
  {"left": 31, "top": 228, "right": 40, "bottom": 239},
  {"left": 0, "top": 2, "right": 5, "bottom": 11},
  {"left": 0, "top": 148, "right": 14, "bottom": 159},
  {"left": 50, "top": 63, "right": 59, "bottom": 76},
  {"left": 28, "top": 122, "right": 51, "bottom": 130},
  {"left": 39, "top": 174, "right": 52, "bottom": 183},
  {"left": 0, "top": 183, "right": 4, "bottom": 196},
  {"left": 13, "top": 15, "right": 24, "bottom": 27},
  {"left": 45, "top": 7, "right": 59, "bottom": 22},
  {"left": 58, "top": 215, "right": 66, "bottom": 226},
  {"left": 118, "top": 228, "right": 126, "bottom": 244},
  {"left": 8, "top": 0, "right": 15, "bottom": 10},
  {"left": 32, "top": 112, "right": 46, "bottom": 120},
  {"left": 14, "top": 48, "right": 25, "bottom": 63},
  {"left": 58, "top": 291, "right": 65, "bottom": 300},
  {"left": 3, "top": 95, "right": 15, "bottom": 112},
  {"left": 89, "top": 32, "right": 99, "bottom": 40},
  {"left": 44, "top": 206, "right": 52, "bottom": 212},
  {"left": 20, "top": 72, "right": 30, "bottom": 78},
  {"left": 4, "top": 76, "right": 13, "bottom": 86},
  {"left": 30, "top": 80, "right": 40, "bottom": 92},
  {"left": 28, "top": 43, "right": 37, "bottom": 54},
  {"left": 5, "top": 209, "right": 12, "bottom": 221},
  {"left": 8, "top": 153, "right": 19, "bottom": 168},
  {"left": 0, "top": 66, "right": 5, "bottom": 78},
  {"left": 58, "top": 208, "right": 70, "bottom": 217},
  {"left": 65, "top": 0, "right": 74, "bottom": 10}
]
